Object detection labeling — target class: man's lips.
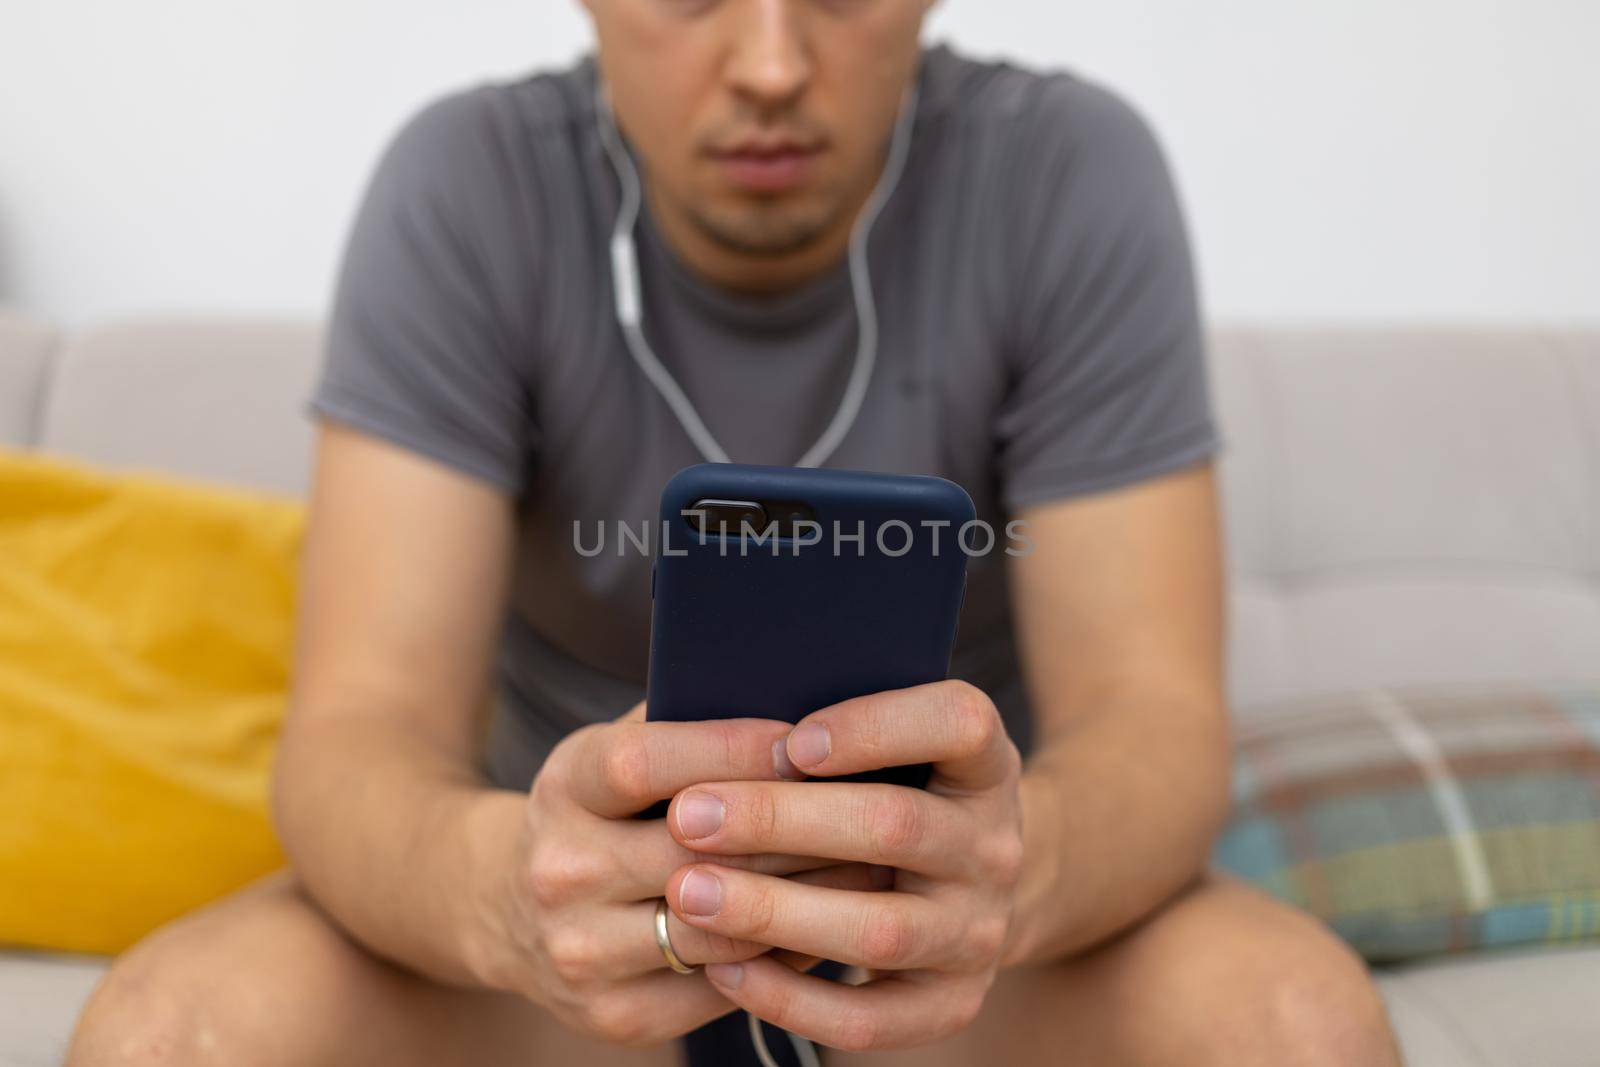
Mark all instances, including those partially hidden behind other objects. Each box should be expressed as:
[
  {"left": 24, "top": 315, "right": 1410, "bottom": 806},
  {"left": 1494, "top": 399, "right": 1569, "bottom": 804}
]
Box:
[{"left": 708, "top": 142, "right": 825, "bottom": 193}]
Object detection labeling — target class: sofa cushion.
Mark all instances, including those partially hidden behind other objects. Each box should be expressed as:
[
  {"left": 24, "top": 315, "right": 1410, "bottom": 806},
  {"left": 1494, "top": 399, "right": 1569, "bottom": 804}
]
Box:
[
  {"left": 1377, "top": 944, "right": 1600, "bottom": 1067},
  {"left": 1214, "top": 682, "right": 1600, "bottom": 961},
  {"left": 0, "top": 951, "right": 107, "bottom": 1067}
]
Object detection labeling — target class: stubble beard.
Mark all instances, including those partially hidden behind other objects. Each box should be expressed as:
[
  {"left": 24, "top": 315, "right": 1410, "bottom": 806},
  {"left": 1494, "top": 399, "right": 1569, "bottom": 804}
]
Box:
[{"left": 683, "top": 195, "right": 844, "bottom": 259}]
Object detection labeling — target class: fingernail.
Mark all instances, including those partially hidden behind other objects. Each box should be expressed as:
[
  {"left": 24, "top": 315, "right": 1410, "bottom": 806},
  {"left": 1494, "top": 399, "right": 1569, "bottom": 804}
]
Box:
[
  {"left": 680, "top": 869, "right": 722, "bottom": 917},
  {"left": 676, "top": 791, "right": 724, "bottom": 839},
  {"left": 772, "top": 738, "right": 803, "bottom": 780},
  {"left": 705, "top": 962, "right": 744, "bottom": 989},
  {"left": 788, "top": 722, "right": 830, "bottom": 768}
]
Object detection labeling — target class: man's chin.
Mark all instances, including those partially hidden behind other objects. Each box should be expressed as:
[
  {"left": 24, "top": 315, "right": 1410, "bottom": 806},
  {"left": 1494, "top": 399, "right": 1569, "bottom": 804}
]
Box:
[{"left": 688, "top": 201, "right": 840, "bottom": 260}]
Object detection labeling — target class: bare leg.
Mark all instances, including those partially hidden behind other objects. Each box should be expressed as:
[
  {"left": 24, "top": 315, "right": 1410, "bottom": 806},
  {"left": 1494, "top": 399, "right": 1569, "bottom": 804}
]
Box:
[
  {"left": 66, "top": 871, "right": 680, "bottom": 1067},
  {"left": 836, "top": 872, "right": 1401, "bottom": 1067}
]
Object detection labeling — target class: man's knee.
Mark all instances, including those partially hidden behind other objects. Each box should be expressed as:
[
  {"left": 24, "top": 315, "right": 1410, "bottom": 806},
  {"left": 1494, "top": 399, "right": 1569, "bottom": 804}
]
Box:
[
  {"left": 1246, "top": 932, "right": 1398, "bottom": 1065},
  {"left": 66, "top": 875, "right": 340, "bottom": 1067},
  {"left": 68, "top": 935, "right": 270, "bottom": 1065},
  {"left": 1136, "top": 876, "right": 1400, "bottom": 1066}
]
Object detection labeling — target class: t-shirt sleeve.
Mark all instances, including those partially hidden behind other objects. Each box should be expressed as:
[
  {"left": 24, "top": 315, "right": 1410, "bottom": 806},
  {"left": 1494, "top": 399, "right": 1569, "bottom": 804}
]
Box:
[
  {"left": 306, "top": 92, "right": 537, "bottom": 495},
  {"left": 995, "top": 82, "right": 1223, "bottom": 515}
]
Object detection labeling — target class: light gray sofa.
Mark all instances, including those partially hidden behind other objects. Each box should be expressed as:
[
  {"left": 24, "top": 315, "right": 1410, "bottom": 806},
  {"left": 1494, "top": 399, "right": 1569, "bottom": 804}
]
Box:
[{"left": 3, "top": 310, "right": 1599, "bottom": 1065}]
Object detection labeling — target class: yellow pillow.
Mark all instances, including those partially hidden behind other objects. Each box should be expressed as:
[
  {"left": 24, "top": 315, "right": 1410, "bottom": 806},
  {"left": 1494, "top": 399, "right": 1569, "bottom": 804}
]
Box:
[{"left": 0, "top": 447, "right": 302, "bottom": 954}]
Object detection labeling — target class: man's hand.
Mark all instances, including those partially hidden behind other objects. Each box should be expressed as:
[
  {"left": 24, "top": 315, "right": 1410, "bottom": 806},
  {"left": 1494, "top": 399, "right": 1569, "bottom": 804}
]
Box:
[
  {"left": 473, "top": 705, "right": 886, "bottom": 1047},
  {"left": 661, "top": 679, "right": 1025, "bottom": 1052}
]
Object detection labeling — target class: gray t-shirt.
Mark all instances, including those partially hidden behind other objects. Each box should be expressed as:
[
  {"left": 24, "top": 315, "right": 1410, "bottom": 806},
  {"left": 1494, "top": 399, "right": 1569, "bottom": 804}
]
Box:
[{"left": 306, "top": 44, "right": 1223, "bottom": 789}]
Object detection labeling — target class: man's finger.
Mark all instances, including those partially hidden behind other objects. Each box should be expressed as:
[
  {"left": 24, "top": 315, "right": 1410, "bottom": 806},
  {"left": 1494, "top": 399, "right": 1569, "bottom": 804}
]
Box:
[
  {"left": 783, "top": 680, "right": 1020, "bottom": 794},
  {"left": 561, "top": 716, "right": 799, "bottom": 818},
  {"left": 590, "top": 950, "right": 837, "bottom": 1047},
  {"left": 590, "top": 964, "right": 741, "bottom": 1046},
  {"left": 666, "top": 865, "right": 968, "bottom": 973},
  {"left": 665, "top": 781, "right": 972, "bottom": 878},
  {"left": 702, "top": 954, "right": 986, "bottom": 1052},
  {"left": 610, "top": 861, "right": 894, "bottom": 977},
  {"left": 607, "top": 817, "right": 853, "bottom": 901}
]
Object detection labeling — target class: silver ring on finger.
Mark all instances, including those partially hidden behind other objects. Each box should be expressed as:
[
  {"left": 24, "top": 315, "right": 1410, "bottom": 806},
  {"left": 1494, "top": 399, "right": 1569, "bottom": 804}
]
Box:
[{"left": 654, "top": 898, "right": 697, "bottom": 974}]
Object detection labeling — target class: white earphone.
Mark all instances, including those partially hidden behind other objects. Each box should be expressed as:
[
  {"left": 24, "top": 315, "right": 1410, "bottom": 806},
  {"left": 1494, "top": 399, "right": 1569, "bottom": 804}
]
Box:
[{"left": 595, "top": 80, "right": 919, "bottom": 470}]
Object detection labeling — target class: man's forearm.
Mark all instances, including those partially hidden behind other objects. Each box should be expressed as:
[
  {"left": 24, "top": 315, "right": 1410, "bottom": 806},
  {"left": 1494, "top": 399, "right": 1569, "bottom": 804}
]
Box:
[
  {"left": 271, "top": 712, "right": 521, "bottom": 989},
  {"left": 1003, "top": 686, "right": 1231, "bottom": 967}
]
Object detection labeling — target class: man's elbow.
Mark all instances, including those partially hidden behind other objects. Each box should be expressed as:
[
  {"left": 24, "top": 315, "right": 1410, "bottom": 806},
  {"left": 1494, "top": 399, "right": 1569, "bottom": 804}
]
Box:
[
  {"left": 1179, "top": 689, "right": 1235, "bottom": 863},
  {"left": 268, "top": 699, "right": 347, "bottom": 869}
]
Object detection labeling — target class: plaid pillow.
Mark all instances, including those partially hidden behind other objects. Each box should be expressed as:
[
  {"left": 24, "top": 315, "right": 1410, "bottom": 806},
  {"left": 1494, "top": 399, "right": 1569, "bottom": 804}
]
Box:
[{"left": 1212, "top": 682, "right": 1600, "bottom": 963}]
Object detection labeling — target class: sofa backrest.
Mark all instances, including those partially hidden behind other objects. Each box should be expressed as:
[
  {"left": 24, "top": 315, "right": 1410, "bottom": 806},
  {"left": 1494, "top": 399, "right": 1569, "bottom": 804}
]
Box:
[
  {"left": 19, "top": 316, "right": 325, "bottom": 498},
  {"left": 3, "top": 310, "right": 1596, "bottom": 714},
  {"left": 0, "top": 312, "right": 56, "bottom": 447},
  {"left": 1209, "top": 326, "right": 1600, "bottom": 713}
]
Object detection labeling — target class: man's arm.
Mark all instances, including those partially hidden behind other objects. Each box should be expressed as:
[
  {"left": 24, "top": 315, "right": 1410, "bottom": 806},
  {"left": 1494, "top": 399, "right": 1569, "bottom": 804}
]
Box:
[
  {"left": 274, "top": 424, "right": 844, "bottom": 1044},
  {"left": 272, "top": 423, "right": 525, "bottom": 986},
  {"left": 1003, "top": 460, "right": 1231, "bottom": 966}
]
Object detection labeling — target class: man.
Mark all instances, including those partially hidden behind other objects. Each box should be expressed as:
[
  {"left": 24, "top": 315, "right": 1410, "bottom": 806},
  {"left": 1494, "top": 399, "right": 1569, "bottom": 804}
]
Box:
[{"left": 69, "top": 2, "right": 1402, "bottom": 1064}]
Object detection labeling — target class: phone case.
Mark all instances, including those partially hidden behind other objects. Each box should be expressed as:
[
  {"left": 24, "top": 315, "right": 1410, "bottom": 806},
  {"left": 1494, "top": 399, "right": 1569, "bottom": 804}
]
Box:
[{"left": 646, "top": 463, "right": 975, "bottom": 790}]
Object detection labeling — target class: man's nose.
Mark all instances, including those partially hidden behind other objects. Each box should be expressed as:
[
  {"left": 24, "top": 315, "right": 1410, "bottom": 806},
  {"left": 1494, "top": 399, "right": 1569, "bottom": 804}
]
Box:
[{"left": 724, "top": 0, "right": 812, "bottom": 112}]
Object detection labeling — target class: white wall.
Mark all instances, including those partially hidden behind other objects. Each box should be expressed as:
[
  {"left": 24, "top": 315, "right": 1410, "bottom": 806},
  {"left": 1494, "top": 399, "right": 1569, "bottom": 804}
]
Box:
[{"left": 2, "top": 0, "right": 1596, "bottom": 327}]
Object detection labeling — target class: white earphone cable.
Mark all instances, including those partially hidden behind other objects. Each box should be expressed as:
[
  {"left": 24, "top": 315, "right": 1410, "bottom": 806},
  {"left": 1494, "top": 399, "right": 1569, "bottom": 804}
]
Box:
[
  {"left": 749, "top": 1006, "right": 822, "bottom": 1067},
  {"left": 794, "top": 85, "right": 916, "bottom": 469},
  {"left": 596, "top": 82, "right": 918, "bottom": 469},
  {"left": 597, "top": 106, "right": 733, "bottom": 463}
]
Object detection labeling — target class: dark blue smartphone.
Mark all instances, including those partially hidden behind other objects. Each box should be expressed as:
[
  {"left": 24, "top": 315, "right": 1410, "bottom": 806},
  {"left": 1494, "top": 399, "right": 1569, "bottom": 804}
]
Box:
[{"left": 645, "top": 463, "right": 974, "bottom": 792}]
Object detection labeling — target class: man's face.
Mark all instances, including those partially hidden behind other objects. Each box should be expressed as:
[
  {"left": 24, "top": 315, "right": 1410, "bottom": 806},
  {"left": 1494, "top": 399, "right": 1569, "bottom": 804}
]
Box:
[{"left": 587, "top": 0, "right": 932, "bottom": 259}]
